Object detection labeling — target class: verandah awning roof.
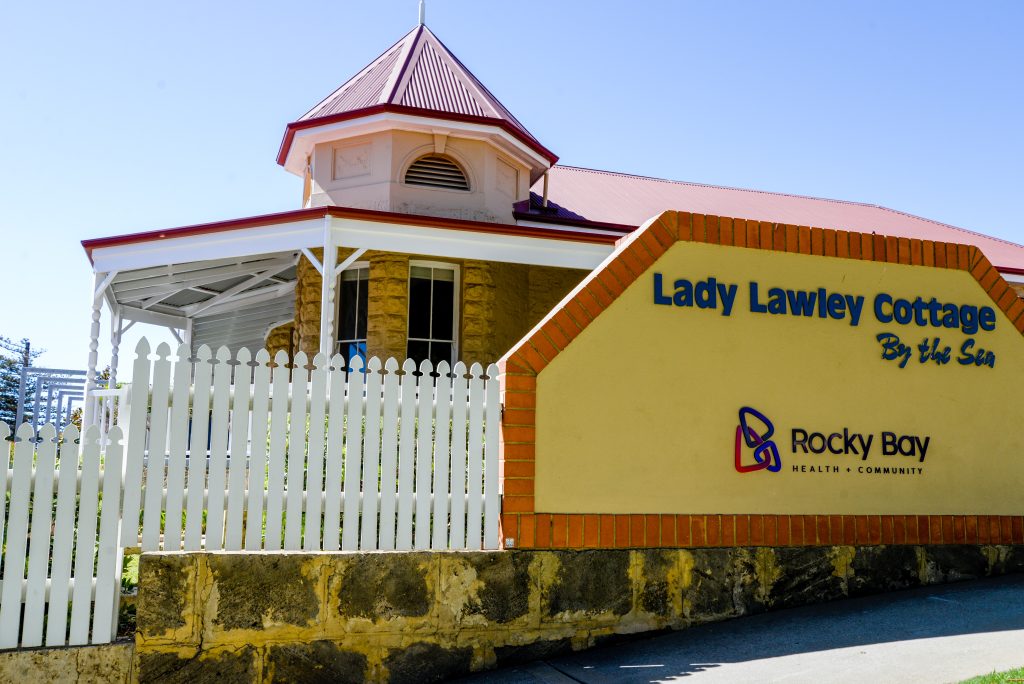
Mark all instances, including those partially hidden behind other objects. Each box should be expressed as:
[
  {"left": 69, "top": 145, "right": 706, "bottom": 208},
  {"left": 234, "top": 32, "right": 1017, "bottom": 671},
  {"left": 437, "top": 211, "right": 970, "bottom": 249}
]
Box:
[{"left": 81, "top": 205, "right": 623, "bottom": 351}]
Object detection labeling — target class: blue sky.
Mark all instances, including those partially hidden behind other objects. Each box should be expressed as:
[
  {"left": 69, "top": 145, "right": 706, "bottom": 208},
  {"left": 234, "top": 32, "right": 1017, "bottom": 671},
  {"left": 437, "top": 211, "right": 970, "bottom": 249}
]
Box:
[{"left": 1, "top": 0, "right": 1022, "bottom": 369}]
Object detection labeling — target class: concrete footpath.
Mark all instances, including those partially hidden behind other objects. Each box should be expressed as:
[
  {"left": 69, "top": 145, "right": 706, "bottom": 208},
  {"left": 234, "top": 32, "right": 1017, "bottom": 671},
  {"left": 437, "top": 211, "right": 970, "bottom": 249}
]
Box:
[{"left": 456, "top": 574, "right": 1024, "bottom": 684}]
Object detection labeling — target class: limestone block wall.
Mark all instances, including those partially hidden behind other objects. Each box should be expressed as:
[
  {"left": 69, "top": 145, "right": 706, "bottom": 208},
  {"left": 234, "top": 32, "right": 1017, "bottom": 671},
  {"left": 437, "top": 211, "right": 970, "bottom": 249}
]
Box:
[
  {"left": 528, "top": 265, "right": 589, "bottom": 326},
  {"left": 291, "top": 247, "right": 588, "bottom": 366},
  {"left": 293, "top": 248, "right": 324, "bottom": 356},
  {"left": 366, "top": 252, "right": 410, "bottom": 360},
  {"left": 133, "top": 545, "right": 1024, "bottom": 683},
  {"left": 0, "top": 642, "right": 133, "bottom": 683},
  {"left": 264, "top": 322, "right": 294, "bottom": 359}
]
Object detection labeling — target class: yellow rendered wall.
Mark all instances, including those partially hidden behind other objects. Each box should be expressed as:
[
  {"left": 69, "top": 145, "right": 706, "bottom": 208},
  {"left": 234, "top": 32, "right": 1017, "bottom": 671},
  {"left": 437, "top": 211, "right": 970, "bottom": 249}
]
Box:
[{"left": 536, "top": 241, "right": 1024, "bottom": 515}]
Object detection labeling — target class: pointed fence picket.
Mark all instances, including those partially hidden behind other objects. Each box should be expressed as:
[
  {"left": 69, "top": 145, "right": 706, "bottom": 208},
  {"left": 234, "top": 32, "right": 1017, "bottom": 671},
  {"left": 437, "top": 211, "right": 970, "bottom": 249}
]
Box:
[{"left": 0, "top": 338, "right": 503, "bottom": 651}]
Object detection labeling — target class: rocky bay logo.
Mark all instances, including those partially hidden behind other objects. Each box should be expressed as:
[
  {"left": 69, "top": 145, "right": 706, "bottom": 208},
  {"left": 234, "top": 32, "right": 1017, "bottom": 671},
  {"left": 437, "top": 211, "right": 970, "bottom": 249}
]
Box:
[
  {"left": 734, "top": 407, "right": 781, "bottom": 473},
  {"left": 734, "top": 405, "right": 930, "bottom": 477}
]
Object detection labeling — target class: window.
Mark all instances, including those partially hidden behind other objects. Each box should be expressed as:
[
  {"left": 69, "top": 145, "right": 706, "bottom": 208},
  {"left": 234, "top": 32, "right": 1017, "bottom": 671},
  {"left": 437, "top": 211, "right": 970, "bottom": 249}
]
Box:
[
  {"left": 337, "top": 266, "right": 369, "bottom": 365},
  {"left": 407, "top": 263, "right": 458, "bottom": 366},
  {"left": 404, "top": 155, "right": 470, "bottom": 191}
]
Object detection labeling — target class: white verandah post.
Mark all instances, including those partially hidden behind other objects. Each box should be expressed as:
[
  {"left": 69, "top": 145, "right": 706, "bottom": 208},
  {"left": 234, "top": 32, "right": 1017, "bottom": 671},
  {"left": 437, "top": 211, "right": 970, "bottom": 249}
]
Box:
[
  {"left": 319, "top": 218, "right": 339, "bottom": 358},
  {"left": 83, "top": 272, "right": 106, "bottom": 428}
]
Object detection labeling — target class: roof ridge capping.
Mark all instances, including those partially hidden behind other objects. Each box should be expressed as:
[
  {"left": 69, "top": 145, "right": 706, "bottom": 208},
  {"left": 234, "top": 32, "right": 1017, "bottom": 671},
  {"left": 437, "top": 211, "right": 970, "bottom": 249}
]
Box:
[{"left": 499, "top": 210, "right": 1024, "bottom": 378}]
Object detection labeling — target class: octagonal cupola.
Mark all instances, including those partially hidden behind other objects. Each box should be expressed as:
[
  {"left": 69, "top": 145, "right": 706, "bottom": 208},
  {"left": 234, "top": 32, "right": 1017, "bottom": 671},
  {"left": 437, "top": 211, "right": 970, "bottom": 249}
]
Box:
[{"left": 277, "top": 22, "right": 556, "bottom": 223}]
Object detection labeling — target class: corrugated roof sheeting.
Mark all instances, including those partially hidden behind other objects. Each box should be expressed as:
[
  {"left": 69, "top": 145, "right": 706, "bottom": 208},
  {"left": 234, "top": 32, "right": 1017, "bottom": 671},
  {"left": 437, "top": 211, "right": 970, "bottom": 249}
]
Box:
[
  {"left": 191, "top": 293, "right": 294, "bottom": 358},
  {"left": 302, "top": 43, "right": 404, "bottom": 120},
  {"left": 297, "top": 25, "right": 536, "bottom": 140},
  {"left": 526, "top": 166, "right": 1024, "bottom": 270},
  {"left": 401, "top": 41, "right": 486, "bottom": 117}
]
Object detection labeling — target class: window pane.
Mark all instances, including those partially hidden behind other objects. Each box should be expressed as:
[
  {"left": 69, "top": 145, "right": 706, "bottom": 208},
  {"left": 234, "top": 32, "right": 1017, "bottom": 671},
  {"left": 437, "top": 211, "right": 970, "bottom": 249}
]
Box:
[
  {"left": 407, "top": 339, "right": 430, "bottom": 363},
  {"left": 410, "top": 265, "right": 432, "bottom": 279},
  {"left": 408, "top": 276, "right": 432, "bottom": 338},
  {"left": 339, "top": 279, "right": 359, "bottom": 340},
  {"left": 431, "top": 268, "right": 455, "bottom": 282},
  {"left": 342, "top": 267, "right": 367, "bottom": 282},
  {"left": 432, "top": 278, "right": 454, "bottom": 340},
  {"left": 430, "top": 342, "right": 452, "bottom": 367}
]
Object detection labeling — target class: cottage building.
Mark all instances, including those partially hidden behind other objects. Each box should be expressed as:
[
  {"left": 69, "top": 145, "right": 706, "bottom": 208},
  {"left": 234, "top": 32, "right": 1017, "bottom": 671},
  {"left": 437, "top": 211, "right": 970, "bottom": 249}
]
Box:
[{"left": 80, "top": 18, "right": 1024, "bottom": 417}]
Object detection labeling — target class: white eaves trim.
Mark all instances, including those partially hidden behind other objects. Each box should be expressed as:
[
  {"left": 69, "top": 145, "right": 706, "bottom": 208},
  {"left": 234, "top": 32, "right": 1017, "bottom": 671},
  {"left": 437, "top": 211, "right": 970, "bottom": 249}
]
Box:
[
  {"left": 514, "top": 219, "right": 629, "bottom": 238},
  {"left": 90, "top": 219, "right": 325, "bottom": 272},
  {"left": 90, "top": 215, "right": 613, "bottom": 273},
  {"left": 329, "top": 218, "right": 612, "bottom": 270},
  {"left": 282, "top": 112, "right": 550, "bottom": 177}
]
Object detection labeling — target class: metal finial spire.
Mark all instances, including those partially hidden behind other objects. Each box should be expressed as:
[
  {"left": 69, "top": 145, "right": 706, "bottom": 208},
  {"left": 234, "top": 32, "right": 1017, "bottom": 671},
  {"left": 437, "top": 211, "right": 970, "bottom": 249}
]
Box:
[{"left": 418, "top": 0, "right": 425, "bottom": 25}]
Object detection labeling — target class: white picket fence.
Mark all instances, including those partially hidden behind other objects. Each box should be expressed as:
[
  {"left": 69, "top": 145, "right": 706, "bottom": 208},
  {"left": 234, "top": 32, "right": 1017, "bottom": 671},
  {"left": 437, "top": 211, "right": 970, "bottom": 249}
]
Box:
[
  {"left": 119, "top": 340, "right": 502, "bottom": 553},
  {"left": 0, "top": 339, "right": 502, "bottom": 649},
  {"left": 0, "top": 422, "right": 124, "bottom": 649}
]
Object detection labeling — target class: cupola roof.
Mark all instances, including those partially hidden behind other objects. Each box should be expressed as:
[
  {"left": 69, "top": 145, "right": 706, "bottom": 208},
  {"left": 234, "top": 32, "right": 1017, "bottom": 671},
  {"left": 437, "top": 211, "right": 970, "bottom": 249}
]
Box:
[{"left": 277, "top": 25, "right": 556, "bottom": 177}]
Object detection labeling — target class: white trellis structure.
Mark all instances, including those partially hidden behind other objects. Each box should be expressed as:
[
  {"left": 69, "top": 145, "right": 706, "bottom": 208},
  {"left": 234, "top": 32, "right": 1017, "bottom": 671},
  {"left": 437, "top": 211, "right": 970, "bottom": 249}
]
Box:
[{"left": 1, "top": 338, "right": 501, "bottom": 649}]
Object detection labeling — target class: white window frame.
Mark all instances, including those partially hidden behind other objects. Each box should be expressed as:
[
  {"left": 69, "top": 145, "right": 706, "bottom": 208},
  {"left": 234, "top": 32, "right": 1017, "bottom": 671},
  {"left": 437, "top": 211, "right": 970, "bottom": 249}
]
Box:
[
  {"left": 407, "top": 260, "right": 460, "bottom": 364},
  {"left": 335, "top": 260, "right": 370, "bottom": 361}
]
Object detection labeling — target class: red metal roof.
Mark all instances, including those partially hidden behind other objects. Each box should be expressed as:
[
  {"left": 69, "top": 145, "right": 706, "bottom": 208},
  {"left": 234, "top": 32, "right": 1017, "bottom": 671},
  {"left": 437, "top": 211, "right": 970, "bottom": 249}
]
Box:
[
  {"left": 280, "top": 25, "right": 555, "bottom": 166},
  {"left": 519, "top": 166, "right": 1024, "bottom": 273}
]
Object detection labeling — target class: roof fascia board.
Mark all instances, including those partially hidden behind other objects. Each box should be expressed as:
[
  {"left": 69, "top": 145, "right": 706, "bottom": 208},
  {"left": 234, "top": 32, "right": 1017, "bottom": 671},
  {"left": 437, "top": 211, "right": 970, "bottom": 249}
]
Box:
[
  {"left": 514, "top": 219, "right": 633, "bottom": 237},
  {"left": 331, "top": 217, "right": 612, "bottom": 270},
  {"left": 90, "top": 219, "right": 323, "bottom": 272},
  {"left": 279, "top": 106, "right": 556, "bottom": 173}
]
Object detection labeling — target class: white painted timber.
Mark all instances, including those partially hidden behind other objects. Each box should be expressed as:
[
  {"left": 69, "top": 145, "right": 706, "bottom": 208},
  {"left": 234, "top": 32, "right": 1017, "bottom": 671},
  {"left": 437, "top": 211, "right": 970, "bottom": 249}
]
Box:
[
  {"left": 323, "top": 354, "right": 347, "bottom": 551},
  {"left": 284, "top": 352, "right": 309, "bottom": 550},
  {"left": 45, "top": 428, "right": 80, "bottom": 646},
  {"left": 414, "top": 359, "right": 434, "bottom": 550},
  {"left": 304, "top": 353, "right": 329, "bottom": 551},
  {"left": 378, "top": 358, "right": 401, "bottom": 550},
  {"left": 432, "top": 361, "right": 452, "bottom": 549},
  {"left": 396, "top": 358, "right": 418, "bottom": 551},
  {"left": 360, "top": 357, "right": 384, "bottom": 551},
  {"left": 341, "top": 355, "right": 365, "bottom": 550},
  {"left": 466, "top": 363, "right": 485, "bottom": 550},
  {"left": 183, "top": 345, "right": 213, "bottom": 551},
  {"left": 244, "top": 350, "right": 272, "bottom": 550},
  {"left": 225, "top": 348, "right": 253, "bottom": 551}
]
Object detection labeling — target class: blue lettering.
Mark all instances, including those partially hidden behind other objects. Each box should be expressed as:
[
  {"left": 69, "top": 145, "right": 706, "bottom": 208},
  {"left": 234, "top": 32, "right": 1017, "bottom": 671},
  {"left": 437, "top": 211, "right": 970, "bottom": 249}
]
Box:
[
  {"left": 768, "top": 288, "right": 787, "bottom": 314},
  {"left": 787, "top": 289, "right": 816, "bottom": 317},
  {"left": 874, "top": 293, "right": 893, "bottom": 323},
  {"left": 695, "top": 278, "right": 717, "bottom": 309},
  {"left": 653, "top": 273, "right": 672, "bottom": 305},
  {"left": 749, "top": 282, "right": 767, "bottom": 314},
  {"left": 826, "top": 292, "right": 845, "bottom": 319},
  {"left": 979, "top": 307, "right": 996, "bottom": 332},
  {"left": 673, "top": 279, "right": 693, "bottom": 307},
  {"left": 877, "top": 332, "right": 912, "bottom": 368},
  {"left": 846, "top": 295, "right": 864, "bottom": 326},
  {"left": 718, "top": 282, "right": 738, "bottom": 316},
  {"left": 958, "top": 338, "right": 996, "bottom": 368}
]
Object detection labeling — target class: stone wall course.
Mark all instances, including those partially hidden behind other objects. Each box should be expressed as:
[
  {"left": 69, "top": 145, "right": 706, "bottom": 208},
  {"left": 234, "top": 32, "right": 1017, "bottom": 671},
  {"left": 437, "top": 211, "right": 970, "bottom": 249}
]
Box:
[{"left": 128, "top": 544, "right": 1023, "bottom": 682}]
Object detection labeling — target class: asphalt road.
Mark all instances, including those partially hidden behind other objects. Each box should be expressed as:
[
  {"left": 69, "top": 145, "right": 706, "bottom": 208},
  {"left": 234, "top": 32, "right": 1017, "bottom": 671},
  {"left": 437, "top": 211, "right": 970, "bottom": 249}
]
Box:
[{"left": 454, "top": 574, "right": 1024, "bottom": 684}]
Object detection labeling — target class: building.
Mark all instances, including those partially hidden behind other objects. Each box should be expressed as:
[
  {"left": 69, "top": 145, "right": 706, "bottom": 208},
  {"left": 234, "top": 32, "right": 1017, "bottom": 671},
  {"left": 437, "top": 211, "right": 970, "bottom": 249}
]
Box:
[{"left": 79, "top": 18, "right": 1024, "bottom": 414}]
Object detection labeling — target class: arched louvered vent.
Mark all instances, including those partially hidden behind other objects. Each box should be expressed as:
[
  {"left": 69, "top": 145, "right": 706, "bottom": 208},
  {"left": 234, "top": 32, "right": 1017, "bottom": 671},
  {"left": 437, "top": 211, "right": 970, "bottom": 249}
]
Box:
[{"left": 404, "top": 155, "right": 470, "bottom": 191}]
